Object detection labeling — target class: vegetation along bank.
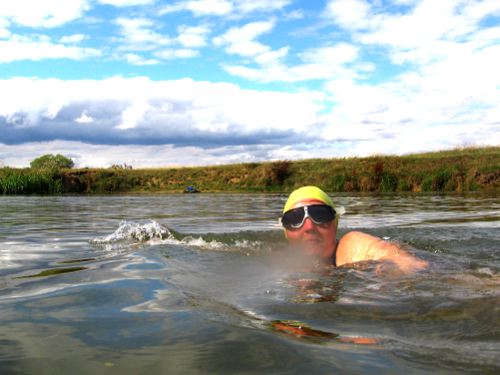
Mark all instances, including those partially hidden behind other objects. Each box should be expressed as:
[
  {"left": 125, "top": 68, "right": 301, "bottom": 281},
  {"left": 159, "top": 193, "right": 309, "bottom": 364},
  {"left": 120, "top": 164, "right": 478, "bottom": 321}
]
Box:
[{"left": 0, "top": 147, "right": 498, "bottom": 194}]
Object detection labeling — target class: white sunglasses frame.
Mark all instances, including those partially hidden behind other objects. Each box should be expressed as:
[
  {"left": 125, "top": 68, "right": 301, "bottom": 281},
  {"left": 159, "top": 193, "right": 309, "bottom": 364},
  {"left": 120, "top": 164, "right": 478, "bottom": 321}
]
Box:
[{"left": 279, "top": 205, "right": 345, "bottom": 229}]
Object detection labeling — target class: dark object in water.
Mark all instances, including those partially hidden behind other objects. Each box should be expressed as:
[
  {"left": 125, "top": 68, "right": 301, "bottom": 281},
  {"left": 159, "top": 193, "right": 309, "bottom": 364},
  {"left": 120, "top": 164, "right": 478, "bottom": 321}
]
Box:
[
  {"left": 269, "top": 320, "right": 378, "bottom": 345},
  {"left": 16, "top": 267, "right": 87, "bottom": 279},
  {"left": 183, "top": 186, "right": 200, "bottom": 193}
]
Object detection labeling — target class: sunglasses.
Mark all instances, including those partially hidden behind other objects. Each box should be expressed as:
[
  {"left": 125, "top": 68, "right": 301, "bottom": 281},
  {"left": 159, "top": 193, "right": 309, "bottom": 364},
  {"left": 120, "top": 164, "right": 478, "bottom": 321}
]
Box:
[{"left": 281, "top": 204, "right": 336, "bottom": 229}]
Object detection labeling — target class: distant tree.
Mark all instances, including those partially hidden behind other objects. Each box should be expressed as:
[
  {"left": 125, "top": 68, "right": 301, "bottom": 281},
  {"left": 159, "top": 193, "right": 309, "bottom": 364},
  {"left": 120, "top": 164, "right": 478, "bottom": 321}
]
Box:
[
  {"left": 110, "top": 163, "right": 133, "bottom": 170},
  {"left": 30, "top": 154, "right": 74, "bottom": 169}
]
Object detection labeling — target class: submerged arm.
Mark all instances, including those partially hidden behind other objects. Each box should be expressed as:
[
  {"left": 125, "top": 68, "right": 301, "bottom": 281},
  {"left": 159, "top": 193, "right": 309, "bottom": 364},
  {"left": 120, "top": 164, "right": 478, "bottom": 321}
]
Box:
[{"left": 335, "top": 231, "right": 428, "bottom": 272}]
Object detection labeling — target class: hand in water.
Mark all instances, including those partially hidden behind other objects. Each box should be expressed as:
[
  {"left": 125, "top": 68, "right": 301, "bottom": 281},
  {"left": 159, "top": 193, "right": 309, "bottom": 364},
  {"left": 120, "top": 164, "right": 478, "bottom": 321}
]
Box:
[{"left": 270, "top": 320, "right": 378, "bottom": 345}]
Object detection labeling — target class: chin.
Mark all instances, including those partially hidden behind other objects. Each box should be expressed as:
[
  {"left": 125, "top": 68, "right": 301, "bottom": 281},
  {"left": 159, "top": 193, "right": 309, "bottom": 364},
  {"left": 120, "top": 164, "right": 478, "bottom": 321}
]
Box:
[{"left": 303, "top": 246, "right": 327, "bottom": 258}]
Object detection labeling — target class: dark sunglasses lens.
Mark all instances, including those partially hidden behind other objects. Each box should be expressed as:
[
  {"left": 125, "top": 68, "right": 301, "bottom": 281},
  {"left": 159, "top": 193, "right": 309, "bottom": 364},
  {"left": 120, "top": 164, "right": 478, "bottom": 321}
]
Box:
[
  {"left": 308, "top": 205, "right": 335, "bottom": 223},
  {"left": 282, "top": 207, "right": 305, "bottom": 228}
]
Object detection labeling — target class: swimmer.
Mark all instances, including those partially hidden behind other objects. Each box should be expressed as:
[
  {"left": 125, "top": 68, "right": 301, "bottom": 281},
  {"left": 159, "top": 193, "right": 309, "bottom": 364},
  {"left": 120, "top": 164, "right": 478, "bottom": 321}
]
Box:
[{"left": 281, "top": 186, "right": 428, "bottom": 272}]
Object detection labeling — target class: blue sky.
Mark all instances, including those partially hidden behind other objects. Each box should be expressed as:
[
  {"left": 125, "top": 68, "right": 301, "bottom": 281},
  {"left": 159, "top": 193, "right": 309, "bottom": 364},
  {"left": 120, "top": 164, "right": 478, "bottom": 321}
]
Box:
[{"left": 0, "top": 0, "right": 499, "bottom": 167}]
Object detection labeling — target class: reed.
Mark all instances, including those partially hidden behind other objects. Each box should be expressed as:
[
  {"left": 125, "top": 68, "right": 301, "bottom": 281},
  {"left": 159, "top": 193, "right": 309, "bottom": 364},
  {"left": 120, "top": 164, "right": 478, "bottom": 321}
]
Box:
[{"left": 0, "top": 168, "right": 63, "bottom": 194}]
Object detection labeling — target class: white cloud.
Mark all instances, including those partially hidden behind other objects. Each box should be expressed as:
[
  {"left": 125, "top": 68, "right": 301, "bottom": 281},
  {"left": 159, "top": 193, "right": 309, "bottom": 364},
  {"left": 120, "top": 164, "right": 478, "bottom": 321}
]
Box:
[
  {"left": 284, "top": 9, "right": 304, "bottom": 20},
  {"left": 97, "top": 0, "right": 155, "bottom": 6},
  {"left": 300, "top": 43, "right": 358, "bottom": 65},
  {"left": 0, "top": 140, "right": 296, "bottom": 168},
  {"left": 0, "top": 78, "right": 328, "bottom": 168},
  {"left": 160, "top": 0, "right": 291, "bottom": 17},
  {"left": 214, "top": 20, "right": 275, "bottom": 52},
  {"left": 1, "top": 76, "right": 496, "bottom": 168},
  {"left": 60, "top": 34, "right": 87, "bottom": 44},
  {"left": 155, "top": 48, "right": 199, "bottom": 59},
  {"left": 214, "top": 18, "right": 367, "bottom": 84},
  {"left": 223, "top": 65, "right": 265, "bottom": 81},
  {"left": 116, "top": 19, "right": 209, "bottom": 62},
  {"left": 75, "top": 112, "right": 93, "bottom": 124},
  {"left": 254, "top": 46, "right": 289, "bottom": 65},
  {"left": 177, "top": 25, "right": 210, "bottom": 47},
  {"left": 117, "top": 101, "right": 152, "bottom": 130},
  {"left": 125, "top": 53, "right": 160, "bottom": 65},
  {"left": 319, "top": 61, "right": 500, "bottom": 151},
  {"left": 358, "top": 2, "right": 473, "bottom": 49},
  {"left": 324, "top": 0, "right": 372, "bottom": 30},
  {"left": 213, "top": 20, "right": 278, "bottom": 60},
  {"left": 326, "top": 0, "right": 500, "bottom": 63},
  {"left": 463, "top": 0, "right": 500, "bottom": 21},
  {"left": 228, "top": 40, "right": 271, "bottom": 56},
  {"left": 0, "top": 35, "right": 101, "bottom": 63},
  {"left": 0, "top": 18, "right": 11, "bottom": 39},
  {"left": 313, "top": 0, "right": 500, "bottom": 152},
  {"left": 0, "top": 0, "right": 89, "bottom": 28},
  {"left": 116, "top": 17, "right": 172, "bottom": 50},
  {"left": 467, "top": 25, "right": 500, "bottom": 43},
  {"left": 221, "top": 42, "right": 362, "bottom": 83},
  {"left": 235, "top": 0, "right": 292, "bottom": 14},
  {"left": 186, "top": 0, "right": 233, "bottom": 16},
  {"left": 0, "top": 76, "right": 324, "bottom": 143},
  {"left": 160, "top": 0, "right": 233, "bottom": 17}
]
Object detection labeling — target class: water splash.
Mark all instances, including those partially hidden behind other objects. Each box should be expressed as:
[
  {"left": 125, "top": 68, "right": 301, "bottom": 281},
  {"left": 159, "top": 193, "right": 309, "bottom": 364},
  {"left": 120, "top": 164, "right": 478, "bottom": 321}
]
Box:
[
  {"left": 89, "top": 220, "right": 269, "bottom": 253},
  {"left": 164, "top": 235, "right": 225, "bottom": 250},
  {"left": 90, "top": 220, "right": 173, "bottom": 245}
]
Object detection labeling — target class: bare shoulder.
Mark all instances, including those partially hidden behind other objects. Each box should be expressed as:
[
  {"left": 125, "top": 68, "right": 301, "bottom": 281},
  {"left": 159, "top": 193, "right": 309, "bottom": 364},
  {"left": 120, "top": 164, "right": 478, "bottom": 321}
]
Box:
[
  {"left": 336, "top": 231, "right": 428, "bottom": 272},
  {"left": 335, "top": 231, "right": 389, "bottom": 265}
]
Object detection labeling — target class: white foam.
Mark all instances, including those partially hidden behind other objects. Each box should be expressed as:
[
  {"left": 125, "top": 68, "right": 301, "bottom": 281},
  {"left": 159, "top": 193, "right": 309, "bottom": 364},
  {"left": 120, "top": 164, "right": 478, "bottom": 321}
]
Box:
[
  {"left": 476, "top": 267, "right": 495, "bottom": 276},
  {"left": 90, "top": 220, "right": 265, "bottom": 253},
  {"left": 171, "top": 236, "right": 225, "bottom": 250},
  {"left": 90, "top": 220, "right": 173, "bottom": 245}
]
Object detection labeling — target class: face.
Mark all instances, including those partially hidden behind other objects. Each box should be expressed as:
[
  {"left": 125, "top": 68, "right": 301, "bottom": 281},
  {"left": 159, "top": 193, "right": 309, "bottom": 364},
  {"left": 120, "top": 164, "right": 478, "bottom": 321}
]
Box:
[{"left": 284, "top": 199, "right": 337, "bottom": 260}]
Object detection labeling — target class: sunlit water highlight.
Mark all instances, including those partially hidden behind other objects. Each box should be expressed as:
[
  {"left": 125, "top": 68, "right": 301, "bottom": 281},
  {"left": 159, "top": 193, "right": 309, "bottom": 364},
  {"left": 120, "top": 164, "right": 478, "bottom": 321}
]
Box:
[{"left": 0, "top": 193, "right": 499, "bottom": 374}]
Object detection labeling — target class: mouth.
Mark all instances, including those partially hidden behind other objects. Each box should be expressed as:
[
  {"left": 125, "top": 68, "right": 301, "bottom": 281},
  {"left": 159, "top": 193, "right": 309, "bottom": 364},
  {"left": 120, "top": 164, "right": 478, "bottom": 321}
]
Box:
[{"left": 303, "top": 237, "right": 323, "bottom": 245}]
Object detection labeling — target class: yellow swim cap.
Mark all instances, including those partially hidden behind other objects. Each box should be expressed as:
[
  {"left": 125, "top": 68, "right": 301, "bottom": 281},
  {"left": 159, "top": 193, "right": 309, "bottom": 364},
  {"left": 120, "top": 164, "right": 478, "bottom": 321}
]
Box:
[{"left": 283, "top": 186, "right": 334, "bottom": 213}]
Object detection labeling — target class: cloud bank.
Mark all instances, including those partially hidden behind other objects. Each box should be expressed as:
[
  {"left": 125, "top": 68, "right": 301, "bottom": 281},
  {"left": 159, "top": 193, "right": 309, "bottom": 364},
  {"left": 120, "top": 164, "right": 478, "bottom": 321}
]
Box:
[{"left": 1, "top": 75, "right": 496, "bottom": 168}]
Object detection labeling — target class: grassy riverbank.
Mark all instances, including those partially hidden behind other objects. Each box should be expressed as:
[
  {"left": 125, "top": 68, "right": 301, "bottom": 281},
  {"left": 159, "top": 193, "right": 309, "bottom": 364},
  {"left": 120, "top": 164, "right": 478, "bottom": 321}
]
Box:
[{"left": 1, "top": 146, "right": 498, "bottom": 194}]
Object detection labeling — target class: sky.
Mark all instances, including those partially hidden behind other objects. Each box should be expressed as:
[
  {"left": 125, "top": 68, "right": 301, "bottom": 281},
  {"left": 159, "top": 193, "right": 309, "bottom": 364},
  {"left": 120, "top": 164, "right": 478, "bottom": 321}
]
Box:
[{"left": 0, "top": 0, "right": 499, "bottom": 168}]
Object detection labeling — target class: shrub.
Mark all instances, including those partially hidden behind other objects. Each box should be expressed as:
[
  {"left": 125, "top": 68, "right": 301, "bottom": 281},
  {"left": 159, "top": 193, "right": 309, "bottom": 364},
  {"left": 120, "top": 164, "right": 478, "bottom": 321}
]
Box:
[
  {"left": 397, "top": 179, "right": 411, "bottom": 192},
  {"left": 270, "top": 161, "right": 291, "bottom": 185},
  {"left": 110, "top": 163, "right": 133, "bottom": 170},
  {"left": 432, "top": 169, "right": 452, "bottom": 191},
  {"left": 421, "top": 175, "right": 433, "bottom": 192},
  {"left": 30, "top": 154, "right": 74, "bottom": 170},
  {"left": 330, "top": 175, "right": 345, "bottom": 192},
  {"left": 262, "top": 161, "right": 292, "bottom": 187},
  {"left": 373, "top": 160, "right": 384, "bottom": 185},
  {"left": 380, "top": 172, "right": 398, "bottom": 192}
]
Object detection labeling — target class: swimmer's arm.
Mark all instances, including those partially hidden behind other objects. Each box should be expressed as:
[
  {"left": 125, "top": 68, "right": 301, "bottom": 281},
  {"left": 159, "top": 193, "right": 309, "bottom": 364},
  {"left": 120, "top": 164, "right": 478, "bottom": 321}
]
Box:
[{"left": 335, "top": 231, "right": 428, "bottom": 272}]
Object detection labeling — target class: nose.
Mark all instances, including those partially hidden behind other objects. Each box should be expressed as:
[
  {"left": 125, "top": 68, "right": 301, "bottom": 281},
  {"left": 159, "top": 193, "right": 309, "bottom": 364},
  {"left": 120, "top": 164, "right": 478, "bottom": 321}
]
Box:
[{"left": 301, "top": 217, "right": 317, "bottom": 232}]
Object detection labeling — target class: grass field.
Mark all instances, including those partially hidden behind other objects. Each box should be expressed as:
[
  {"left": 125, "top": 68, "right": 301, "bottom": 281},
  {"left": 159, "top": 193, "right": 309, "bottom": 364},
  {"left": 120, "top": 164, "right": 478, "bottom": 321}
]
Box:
[{"left": 1, "top": 146, "right": 498, "bottom": 194}]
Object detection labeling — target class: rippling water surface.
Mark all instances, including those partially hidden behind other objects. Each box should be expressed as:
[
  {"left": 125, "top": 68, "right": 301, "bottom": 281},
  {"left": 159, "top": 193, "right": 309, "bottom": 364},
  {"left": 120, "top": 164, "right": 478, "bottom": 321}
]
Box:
[{"left": 0, "top": 193, "right": 499, "bottom": 374}]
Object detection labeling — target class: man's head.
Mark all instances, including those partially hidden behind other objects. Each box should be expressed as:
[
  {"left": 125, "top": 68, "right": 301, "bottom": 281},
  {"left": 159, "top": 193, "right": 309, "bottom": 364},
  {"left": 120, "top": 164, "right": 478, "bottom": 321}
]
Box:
[{"left": 281, "top": 186, "right": 338, "bottom": 260}]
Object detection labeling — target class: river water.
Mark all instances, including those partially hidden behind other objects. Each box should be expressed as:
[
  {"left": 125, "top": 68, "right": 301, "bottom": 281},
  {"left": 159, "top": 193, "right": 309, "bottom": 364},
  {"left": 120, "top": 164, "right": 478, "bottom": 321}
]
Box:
[{"left": 0, "top": 193, "right": 498, "bottom": 374}]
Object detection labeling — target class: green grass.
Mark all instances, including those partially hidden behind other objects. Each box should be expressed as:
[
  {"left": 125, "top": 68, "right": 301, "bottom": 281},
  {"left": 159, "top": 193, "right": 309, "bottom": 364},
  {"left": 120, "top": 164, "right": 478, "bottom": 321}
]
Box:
[{"left": 1, "top": 146, "right": 499, "bottom": 194}]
